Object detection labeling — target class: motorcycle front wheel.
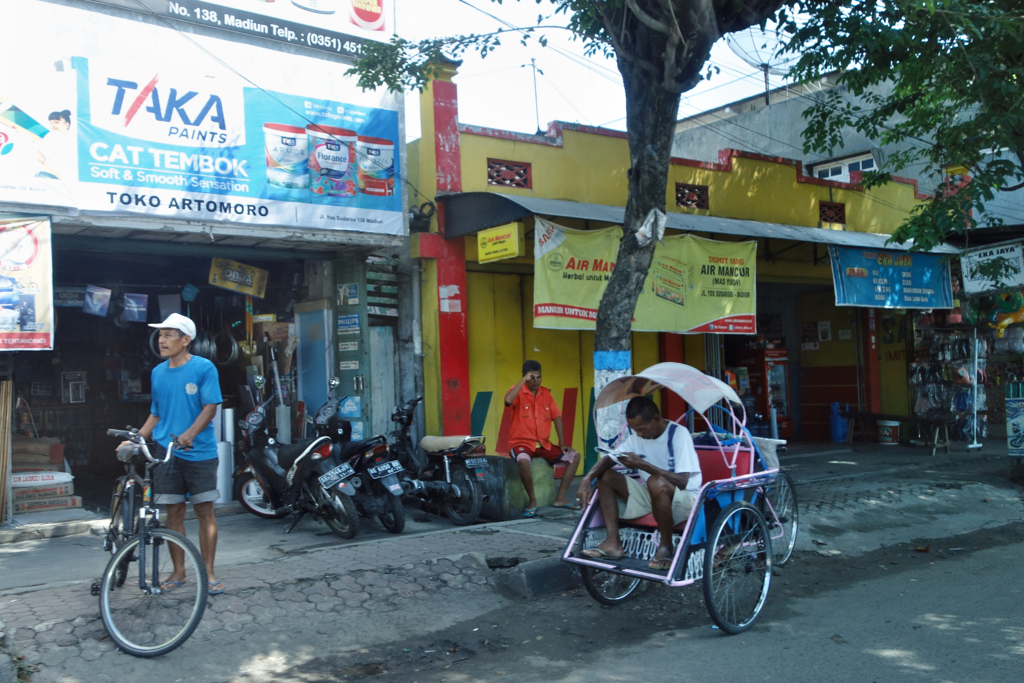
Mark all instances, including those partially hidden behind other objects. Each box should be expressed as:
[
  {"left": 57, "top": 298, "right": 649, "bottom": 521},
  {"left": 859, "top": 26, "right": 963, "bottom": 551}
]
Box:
[
  {"left": 320, "top": 486, "right": 360, "bottom": 539},
  {"left": 442, "top": 463, "right": 483, "bottom": 526},
  {"left": 234, "top": 470, "right": 287, "bottom": 519},
  {"left": 377, "top": 492, "right": 406, "bottom": 534}
]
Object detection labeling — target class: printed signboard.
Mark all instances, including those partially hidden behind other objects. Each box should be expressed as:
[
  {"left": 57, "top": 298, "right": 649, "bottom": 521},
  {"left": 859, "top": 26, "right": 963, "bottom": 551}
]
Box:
[
  {"left": 533, "top": 218, "right": 757, "bottom": 333},
  {"left": 477, "top": 222, "right": 523, "bottom": 263},
  {"left": 960, "top": 241, "right": 1024, "bottom": 296},
  {"left": 209, "top": 258, "right": 269, "bottom": 298},
  {"left": 0, "top": 216, "right": 53, "bottom": 350},
  {"left": 829, "top": 246, "right": 953, "bottom": 309},
  {"left": 0, "top": 2, "right": 404, "bottom": 236},
  {"left": 82, "top": 0, "right": 390, "bottom": 57}
]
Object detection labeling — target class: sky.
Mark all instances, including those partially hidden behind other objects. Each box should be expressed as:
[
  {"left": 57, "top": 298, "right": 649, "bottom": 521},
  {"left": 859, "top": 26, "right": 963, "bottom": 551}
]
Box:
[{"left": 391, "top": 0, "right": 795, "bottom": 143}]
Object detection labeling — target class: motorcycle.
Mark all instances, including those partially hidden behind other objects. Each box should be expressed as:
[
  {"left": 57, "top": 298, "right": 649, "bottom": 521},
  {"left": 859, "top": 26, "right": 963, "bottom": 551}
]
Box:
[
  {"left": 389, "top": 396, "right": 487, "bottom": 526},
  {"left": 310, "top": 377, "right": 406, "bottom": 535},
  {"left": 232, "top": 376, "right": 360, "bottom": 538}
]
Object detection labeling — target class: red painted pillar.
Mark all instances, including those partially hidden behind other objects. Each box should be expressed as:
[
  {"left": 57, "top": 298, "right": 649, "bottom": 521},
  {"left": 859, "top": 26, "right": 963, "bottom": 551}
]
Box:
[
  {"left": 861, "top": 308, "right": 881, "bottom": 412},
  {"left": 425, "top": 72, "right": 471, "bottom": 436},
  {"left": 658, "top": 333, "right": 688, "bottom": 420}
]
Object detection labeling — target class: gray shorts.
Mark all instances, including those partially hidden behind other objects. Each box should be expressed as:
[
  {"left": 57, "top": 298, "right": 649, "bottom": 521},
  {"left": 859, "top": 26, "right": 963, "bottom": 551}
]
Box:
[{"left": 154, "top": 455, "right": 219, "bottom": 505}]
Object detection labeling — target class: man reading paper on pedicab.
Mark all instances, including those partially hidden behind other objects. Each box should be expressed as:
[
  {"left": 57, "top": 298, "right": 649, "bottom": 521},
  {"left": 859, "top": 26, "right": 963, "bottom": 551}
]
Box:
[{"left": 576, "top": 396, "right": 702, "bottom": 570}]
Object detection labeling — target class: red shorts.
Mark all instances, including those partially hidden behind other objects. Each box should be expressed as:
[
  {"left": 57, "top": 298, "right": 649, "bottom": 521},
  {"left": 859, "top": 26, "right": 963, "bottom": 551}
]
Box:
[{"left": 511, "top": 444, "right": 570, "bottom": 464}]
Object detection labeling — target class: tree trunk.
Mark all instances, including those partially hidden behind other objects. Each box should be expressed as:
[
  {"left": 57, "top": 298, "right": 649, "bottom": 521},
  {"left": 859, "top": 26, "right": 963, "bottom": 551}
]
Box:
[{"left": 591, "top": 59, "right": 682, "bottom": 443}]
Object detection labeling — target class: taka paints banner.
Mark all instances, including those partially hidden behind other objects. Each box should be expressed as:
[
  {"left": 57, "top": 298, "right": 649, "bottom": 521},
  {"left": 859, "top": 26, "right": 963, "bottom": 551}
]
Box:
[
  {"left": 0, "top": 2, "right": 403, "bottom": 236},
  {"left": 0, "top": 217, "right": 53, "bottom": 350},
  {"left": 533, "top": 218, "right": 757, "bottom": 334}
]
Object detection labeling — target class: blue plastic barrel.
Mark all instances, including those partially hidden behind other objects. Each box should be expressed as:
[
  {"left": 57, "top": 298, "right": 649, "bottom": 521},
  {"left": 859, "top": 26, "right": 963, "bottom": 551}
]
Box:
[{"left": 830, "top": 402, "right": 850, "bottom": 443}]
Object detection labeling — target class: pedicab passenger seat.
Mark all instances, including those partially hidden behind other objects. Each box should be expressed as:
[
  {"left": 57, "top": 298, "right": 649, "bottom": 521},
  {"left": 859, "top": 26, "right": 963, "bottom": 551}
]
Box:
[{"left": 618, "top": 444, "right": 754, "bottom": 531}]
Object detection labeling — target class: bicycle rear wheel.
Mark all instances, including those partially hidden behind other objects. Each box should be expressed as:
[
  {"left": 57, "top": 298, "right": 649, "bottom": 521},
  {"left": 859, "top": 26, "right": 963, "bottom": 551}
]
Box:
[
  {"left": 99, "top": 529, "right": 208, "bottom": 657},
  {"left": 764, "top": 472, "right": 798, "bottom": 566}
]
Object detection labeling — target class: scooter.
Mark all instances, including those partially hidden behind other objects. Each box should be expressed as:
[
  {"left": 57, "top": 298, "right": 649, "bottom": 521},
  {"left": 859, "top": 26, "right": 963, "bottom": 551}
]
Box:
[
  {"left": 389, "top": 396, "right": 487, "bottom": 526},
  {"left": 232, "top": 376, "right": 360, "bottom": 539},
  {"left": 310, "top": 377, "right": 407, "bottom": 534}
]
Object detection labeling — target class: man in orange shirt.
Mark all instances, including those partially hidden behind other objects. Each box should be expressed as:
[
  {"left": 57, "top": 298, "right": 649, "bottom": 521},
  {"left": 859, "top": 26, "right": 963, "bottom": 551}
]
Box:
[{"left": 504, "top": 360, "right": 581, "bottom": 517}]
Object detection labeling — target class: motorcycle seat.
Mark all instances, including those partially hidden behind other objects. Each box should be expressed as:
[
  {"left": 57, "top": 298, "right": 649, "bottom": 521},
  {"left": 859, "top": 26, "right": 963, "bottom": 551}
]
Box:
[
  {"left": 276, "top": 439, "right": 320, "bottom": 470},
  {"left": 420, "top": 435, "right": 479, "bottom": 453}
]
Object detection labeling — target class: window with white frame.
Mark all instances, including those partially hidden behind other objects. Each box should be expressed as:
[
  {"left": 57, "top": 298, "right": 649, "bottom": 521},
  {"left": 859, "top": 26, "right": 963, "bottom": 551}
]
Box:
[{"left": 811, "top": 154, "right": 876, "bottom": 183}]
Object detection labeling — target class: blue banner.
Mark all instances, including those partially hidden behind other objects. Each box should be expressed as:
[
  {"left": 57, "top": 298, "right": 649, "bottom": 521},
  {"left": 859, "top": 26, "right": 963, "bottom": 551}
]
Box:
[{"left": 829, "top": 246, "right": 953, "bottom": 309}]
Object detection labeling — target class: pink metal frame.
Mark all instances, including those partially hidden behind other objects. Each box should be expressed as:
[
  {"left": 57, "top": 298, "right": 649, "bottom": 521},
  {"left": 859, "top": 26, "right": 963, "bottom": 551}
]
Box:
[{"left": 561, "top": 397, "right": 780, "bottom": 588}]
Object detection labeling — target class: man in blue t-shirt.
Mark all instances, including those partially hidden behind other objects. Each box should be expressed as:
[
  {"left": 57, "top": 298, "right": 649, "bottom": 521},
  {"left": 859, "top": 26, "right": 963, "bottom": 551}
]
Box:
[{"left": 134, "top": 313, "right": 224, "bottom": 595}]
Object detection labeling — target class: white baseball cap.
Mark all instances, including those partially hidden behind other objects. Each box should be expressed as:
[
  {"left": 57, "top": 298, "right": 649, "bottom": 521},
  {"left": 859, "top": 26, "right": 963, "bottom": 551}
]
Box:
[{"left": 148, "top": 313, "right": 196, "bottom": 339}]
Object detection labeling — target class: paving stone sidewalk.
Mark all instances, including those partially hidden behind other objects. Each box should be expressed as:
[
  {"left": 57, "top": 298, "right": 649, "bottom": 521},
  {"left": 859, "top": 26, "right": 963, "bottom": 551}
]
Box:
[{"left": 0, "top": 517, "right": 578, "bottom": 683}]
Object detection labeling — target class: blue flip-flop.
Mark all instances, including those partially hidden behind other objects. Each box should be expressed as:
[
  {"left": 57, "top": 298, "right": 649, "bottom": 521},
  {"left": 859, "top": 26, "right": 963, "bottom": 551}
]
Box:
[
  {"left": 523, "top": 507, "right": 538, "bottom": 518},
  {"left": 160, "top": 579, "right": 184, "bottom": 592},
  {"left": 207, "top": 581, "right": 224, "bottom": 595}
]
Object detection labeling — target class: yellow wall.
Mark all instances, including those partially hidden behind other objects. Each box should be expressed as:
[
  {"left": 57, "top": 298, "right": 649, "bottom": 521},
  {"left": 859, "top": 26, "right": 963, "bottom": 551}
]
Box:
[
  {"left": 798, "top": 292, "right": 859, "bottom": 368},
  {"left": 879, "top": 312, "right": 911, "bottom": 416}
]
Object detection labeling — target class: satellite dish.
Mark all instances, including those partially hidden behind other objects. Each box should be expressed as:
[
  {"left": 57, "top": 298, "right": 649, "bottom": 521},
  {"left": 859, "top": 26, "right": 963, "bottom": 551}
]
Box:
[{"left": 725, "top": 21, "right": 800, "bottom": 104}]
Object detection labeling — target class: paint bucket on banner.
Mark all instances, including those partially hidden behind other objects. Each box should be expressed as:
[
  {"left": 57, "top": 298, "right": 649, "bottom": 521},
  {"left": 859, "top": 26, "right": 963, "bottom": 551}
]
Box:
[
  {"left": 349, "top": 0, "right": 385, "bottom": 31},
  {"left": 877, "top": 420, "right": 899, "bottom": 445},
  {"left": 263, "top": 123, "right": 309, "bottom": 188},
  {"left": 356, "top": 136, "right": 395, "bottom": 196},
  {"left": 292, "top": 0, "right": 337, "bottom": 14},
  {"left": 307, "top": 125, "right": 357, "bottom": 197}
]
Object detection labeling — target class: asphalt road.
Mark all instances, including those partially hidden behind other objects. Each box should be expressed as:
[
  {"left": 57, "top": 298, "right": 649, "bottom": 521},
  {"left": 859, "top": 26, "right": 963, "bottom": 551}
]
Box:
[{"left": 265, "top": 522, "right": 1024, "bottom": 683}]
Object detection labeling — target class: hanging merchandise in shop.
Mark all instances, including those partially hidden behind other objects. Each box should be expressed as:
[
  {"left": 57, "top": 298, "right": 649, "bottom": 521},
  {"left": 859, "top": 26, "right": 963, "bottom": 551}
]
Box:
[
  {"left": 533, "top": 217, "right": 756, "bottom": 333},
  {"left": 0, "top": 216, "right": 53, "bottom": 350},
  {"left": 960, "top": 241, "right": 1024, "bottom": 296},
  {"left": 829, "top": 246, "right": 954, "bottom": 309},
  {"left": 0, "top": 3, "right": 403, "bottom": 235}
]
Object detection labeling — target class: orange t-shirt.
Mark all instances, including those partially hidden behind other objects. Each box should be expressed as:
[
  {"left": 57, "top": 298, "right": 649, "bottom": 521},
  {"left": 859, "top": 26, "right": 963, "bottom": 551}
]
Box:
[{"left": 508, "top": 385, "right": 561, "bottom": 450}]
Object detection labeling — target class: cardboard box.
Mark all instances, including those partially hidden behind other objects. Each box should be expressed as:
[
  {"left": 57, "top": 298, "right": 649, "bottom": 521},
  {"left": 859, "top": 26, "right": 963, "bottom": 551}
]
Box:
[
  {"left": 256, "top": 322, "right": 290, "bottom": 341},
  {"left": 14, "top": 496, "right": 83, "bottom": 513}
]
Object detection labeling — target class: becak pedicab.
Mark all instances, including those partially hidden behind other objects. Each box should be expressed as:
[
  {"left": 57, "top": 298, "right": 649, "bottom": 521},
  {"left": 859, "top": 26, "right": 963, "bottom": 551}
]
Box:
[{"left": 561, "top": 362, "right": 798, "bottom": 634}]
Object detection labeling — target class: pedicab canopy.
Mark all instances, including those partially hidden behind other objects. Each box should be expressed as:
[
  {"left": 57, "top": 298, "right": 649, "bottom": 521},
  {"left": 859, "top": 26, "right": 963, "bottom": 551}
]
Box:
[{"left": 596, "top": 362, "right": 742, "bottom": 415}]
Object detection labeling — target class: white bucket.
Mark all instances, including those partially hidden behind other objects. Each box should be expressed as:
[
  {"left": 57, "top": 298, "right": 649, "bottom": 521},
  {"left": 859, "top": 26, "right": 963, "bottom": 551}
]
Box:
[
  {"left": 263, "top": 123, "right": 309, "bottom": 188},
  {"left": 356, "top": 135, "right": 395, "bottom": 196},
  {"left": 878, "top": 420, "right": 899, "bottom": 445},
  {"left": 307, "top": 125, "right": 357, "bottom": 197}
]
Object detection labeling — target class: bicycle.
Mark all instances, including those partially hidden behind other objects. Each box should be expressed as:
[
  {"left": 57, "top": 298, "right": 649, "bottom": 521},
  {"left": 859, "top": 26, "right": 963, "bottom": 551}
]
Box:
[{"left": 91, "top": 428, "right": 208, "bottom": 657}]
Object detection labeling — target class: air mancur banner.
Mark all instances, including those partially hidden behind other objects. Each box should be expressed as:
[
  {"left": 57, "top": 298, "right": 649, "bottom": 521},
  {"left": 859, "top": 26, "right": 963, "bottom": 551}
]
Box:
[{"left": 533, "top": 218, "right": 757, "bottom": 334}]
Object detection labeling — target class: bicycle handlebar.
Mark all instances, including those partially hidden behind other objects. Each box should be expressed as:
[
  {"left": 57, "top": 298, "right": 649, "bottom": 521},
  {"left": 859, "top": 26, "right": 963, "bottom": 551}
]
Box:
[{"left": 107, "top": 428, "right": 176, "bottom": 465}]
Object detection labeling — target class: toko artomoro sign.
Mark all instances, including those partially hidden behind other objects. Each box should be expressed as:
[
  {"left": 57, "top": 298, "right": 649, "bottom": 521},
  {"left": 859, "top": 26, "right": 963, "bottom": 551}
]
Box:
[{"left": 0, "top": 3, "right": 403, "bottom": 236}]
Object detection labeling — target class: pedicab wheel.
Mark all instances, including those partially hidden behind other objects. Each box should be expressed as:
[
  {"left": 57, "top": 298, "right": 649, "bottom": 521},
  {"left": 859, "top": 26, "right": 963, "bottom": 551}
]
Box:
[
  {"left": 764, "top": 472, "right": 798, "bottom": 566},
  {"left": 702, "top": 501, "right": 773, "bottom": 635},
  {"left": 441, "top": 463, "right": 483, "bottom": 526},
  {"left": 580, "top": 567, "right": 642, "bottom": 606}
]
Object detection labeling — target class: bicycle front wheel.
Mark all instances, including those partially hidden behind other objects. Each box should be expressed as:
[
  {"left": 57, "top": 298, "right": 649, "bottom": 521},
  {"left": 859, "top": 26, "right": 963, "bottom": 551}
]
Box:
[{"left": 99, "top": 529, "right": 208, "bottom": 657}]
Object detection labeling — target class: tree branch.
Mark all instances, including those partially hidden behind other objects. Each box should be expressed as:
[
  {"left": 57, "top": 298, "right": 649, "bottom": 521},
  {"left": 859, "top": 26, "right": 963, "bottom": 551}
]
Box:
[{"left": 624, "top": 0, "right": 672, "bottom": 35}]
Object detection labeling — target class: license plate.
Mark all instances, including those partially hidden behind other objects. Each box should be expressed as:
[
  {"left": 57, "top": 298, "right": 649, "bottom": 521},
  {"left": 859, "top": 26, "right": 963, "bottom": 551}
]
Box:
[
  {"left": 318, "top": 462, "right": 355, "bottom": 489},
  {"left": 464, "top": 457, "right": 488, "bottom": 469},
  {"left": 368, "top": 460, "right": 403, "bottom": 479}
]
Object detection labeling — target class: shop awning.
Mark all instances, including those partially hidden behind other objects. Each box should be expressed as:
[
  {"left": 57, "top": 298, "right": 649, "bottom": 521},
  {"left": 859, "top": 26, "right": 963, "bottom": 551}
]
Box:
[{"left": 437, "top": 192, "right": 961, "bottom": 254}]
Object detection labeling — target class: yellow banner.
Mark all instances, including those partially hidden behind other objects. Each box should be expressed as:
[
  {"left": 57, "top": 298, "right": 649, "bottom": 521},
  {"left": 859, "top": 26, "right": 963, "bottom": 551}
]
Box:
[
  {"left": 477, "top": 222, "right": 523, "bottom": 263},
  {"left": 0, "top": 217, "right": 53, "bottom": 350},
  {"left": 533, "top": 217, "right": 756, "bottom": 333},
  {"left": 209, "top": 258, "right": 269, "bottom": 299}
]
